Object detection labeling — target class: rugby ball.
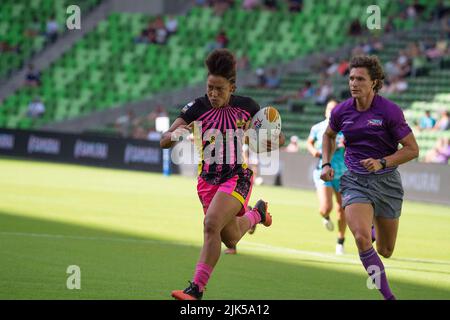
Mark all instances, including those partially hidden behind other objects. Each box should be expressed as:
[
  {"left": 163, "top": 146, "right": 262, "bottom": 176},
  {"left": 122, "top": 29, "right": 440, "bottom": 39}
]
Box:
[
  {"left": 248, "top": 106, "right": 282, "bottom": 152},
  {"left": 250, "top": 106, "right": 282, "bottom": 135}
]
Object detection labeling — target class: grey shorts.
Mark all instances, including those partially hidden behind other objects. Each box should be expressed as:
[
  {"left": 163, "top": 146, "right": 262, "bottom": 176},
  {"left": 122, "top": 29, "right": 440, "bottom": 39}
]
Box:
[{"left": 340, "top": 170, "right": 404, "bottom": 219}]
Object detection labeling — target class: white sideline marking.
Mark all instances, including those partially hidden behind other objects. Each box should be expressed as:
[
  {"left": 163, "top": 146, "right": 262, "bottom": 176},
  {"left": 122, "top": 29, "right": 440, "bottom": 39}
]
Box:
[{"left": 1, "top": 231, "right": 449, "bottom": 272}]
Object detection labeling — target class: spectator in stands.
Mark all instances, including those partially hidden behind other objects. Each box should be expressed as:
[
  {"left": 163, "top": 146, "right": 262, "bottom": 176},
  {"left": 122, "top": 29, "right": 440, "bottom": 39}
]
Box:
[
  {"left": 274, "top": 80, "right": 315, "bottom": 104},
  {"left": 156, "top": 27, "right": 168, "bottom": 45},
  {"left": 0, "top": 41, "right": 19, "bottom": 53},
  {"left": 147, "top": 105, "right": 169, "bottom": 126},
  {"left": 424, "top": 137, "right": 450, "bottom": 164},
  {"left": 434, "top": 0, "right": 450, "bottom": 20},
  {"left": 115, "top": 110, "right": 136, "bottom": 138},
  {"left": 136, "top": 29, "right": 148, "bottom": 44},
  {"left": 165, "top": 15, "right": 178, "bottom": 35},
  {"left": 136, "top": 16, "right": 169, "bottom": 45},
  {"left": 248, "top": 67, "right": 280, "bottom": 89},
  {"left": 132, "top": 126, "right": 148, "bottom": 140},
  {"left": 407, "top": 42, "right": 428, "bottom": 77},
  {"left": 45, "top": 16, "right": 59, "bottom": 44},
  {"left": 367, "top": 38, "right": 384, "bottom": 54},
  {"left": 237, "top": 54, "right": 251, "bottom": 71},
  {"left": 27, "top": 97, "right": 45, "bottom": 118},
  {"left": 406, "top": 3, "right": 418, "bottom": 20},
  {"left": 264, "top": 68, "right": 281, "bottom": 89},
  {"left": 396, "top": 50, "right": 412, "bottom": 77},
  {"left": 337, "top": 59, "right": 350, "bottom": 76},
  {"left": 411, "top": 0, "right": 426, "bottom": 19},
  {"left": 151, "top": 15, "right": 165, "bottom": 31},
  {"left": 348, "top": 19, "right": 362, "bottom": 37},
  {"left": 25, "top": 15, "right": 41, "bottom": 38},
  {"left": 384, "top": 58, "right": 401, "bottom": 79},
  {"left": 283, "top": 135, "right": 299, "bottom": 153},
  {"left": 425, "top": 38, "right": 448, "bottom": 61},
  {"left": 148, "top": 105, "right": 168, "bottom": 122},
  {"left": 263, "top": 0, "right": 278, "bottom": 11},
  {"left": 433, "top": 110, "right": 450, "bottom": 131},
  {"left": 298, "top": 80, "right": 316, "bottom": 99},
  {"left": 315, "top": 76, "right": 333, "bottom": 105},
  {"left": 242, "top": 0, "right": 260, "bottom": 10},
  {"left": 381, "top": 75, "right": 408, "bottom": 94},
  {"left": 150, "top": 16, "right": 168, "bottom": 45},
  {"left": 147, "top": 127, "right": 162, "bottom": 141},
  {"left": 212, "top": 0, "right": 234, "bottom": 16},
  {"left": 325, "top": 57, "right": 339, "bottom": 76},
  {"left": 251, "top": 68, "right": 267, "bottom": 88},
  {"left": 419, "top": 110, "right": 437, "bottom": 130},
  {"left": 288, "top": 0, "right": 303, "bottom": 12},
  {"left": 441, "top": 13, "right": 450, "bottom": 39},
  {"left": 216, "top": 29, "right": 229, "bottom": 48},
  {"left": 147, "top": 28, "right": 158, "bottom": 44},
  {"left": 206, "top": 29, "right": 229, "bottom": 51},
  {"left": 384, "top": 52, "right": 410, "bottom": 82},
  {"left": 362, "top": 42, "right": 375, "bottom": 55},
  {"left": 384, "top": 16, "right": 396, "bottom": 33},
  {"left": 351, "top": 43, "right": 365, "bottom": 57},
  {"left": 25, "top": 64, "right": 41, "bottom": 87}
]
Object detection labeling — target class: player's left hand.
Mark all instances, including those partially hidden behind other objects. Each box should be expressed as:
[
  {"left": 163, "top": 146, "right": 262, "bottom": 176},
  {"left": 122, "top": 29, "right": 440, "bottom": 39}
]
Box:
[{"left": 360, "top": 158, "right": 383, "bottom": 172}]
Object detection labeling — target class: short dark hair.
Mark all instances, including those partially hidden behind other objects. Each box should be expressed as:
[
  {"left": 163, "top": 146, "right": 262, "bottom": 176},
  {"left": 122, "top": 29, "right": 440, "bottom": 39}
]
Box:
[
  {"left": 205, "top": 49, "right": 236, "bottom": 84},
  {"left": 349, "top": 55, "right": 385, "bottom": 93}
]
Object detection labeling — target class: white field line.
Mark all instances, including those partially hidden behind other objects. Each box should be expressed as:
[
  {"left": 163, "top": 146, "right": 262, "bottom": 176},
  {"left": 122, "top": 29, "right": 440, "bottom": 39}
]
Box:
[{"left": 1, "top": 231, "right": 449, "bottom": 273}]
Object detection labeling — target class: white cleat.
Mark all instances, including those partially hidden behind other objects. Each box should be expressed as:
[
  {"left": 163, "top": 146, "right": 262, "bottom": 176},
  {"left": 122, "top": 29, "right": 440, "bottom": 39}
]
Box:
[
  {"left": 336, "top": 244, "right": 345, "bottom": 255},
  {"left": 322, "top": 218, "right": 334, "bottom": 231}
]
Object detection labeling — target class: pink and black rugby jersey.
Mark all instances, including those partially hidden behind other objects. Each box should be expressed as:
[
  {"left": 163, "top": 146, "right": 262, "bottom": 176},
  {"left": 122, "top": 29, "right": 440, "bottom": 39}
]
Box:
[{"left": 179, "top": 94, "right": 260, "bottom": 184}]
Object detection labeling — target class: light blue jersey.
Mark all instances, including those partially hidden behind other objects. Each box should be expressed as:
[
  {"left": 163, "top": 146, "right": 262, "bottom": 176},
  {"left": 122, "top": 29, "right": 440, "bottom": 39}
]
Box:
[{"left": 309, "top": 119, "right": 347, "bottom": 191}]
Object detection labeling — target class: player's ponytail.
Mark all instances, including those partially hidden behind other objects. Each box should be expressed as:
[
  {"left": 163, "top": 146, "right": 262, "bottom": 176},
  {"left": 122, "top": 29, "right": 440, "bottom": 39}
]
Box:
[{"left": 205, "top": 49, "right": 237, "bottom": 85}]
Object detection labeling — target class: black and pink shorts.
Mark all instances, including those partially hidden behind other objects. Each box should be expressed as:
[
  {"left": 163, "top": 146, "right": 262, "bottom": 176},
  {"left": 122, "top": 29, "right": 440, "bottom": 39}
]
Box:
[{"left": 197, "top": 170, "right": 254, "bottom": 216}]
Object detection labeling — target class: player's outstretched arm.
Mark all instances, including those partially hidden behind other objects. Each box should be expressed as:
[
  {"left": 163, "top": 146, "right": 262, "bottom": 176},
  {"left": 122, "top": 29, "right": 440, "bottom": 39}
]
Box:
[
  {"left": 306, "top": 137, "right": 321, "bottom": 158},
  {"left": 160, "top": 117, "right": 189, "bottom": 149}
]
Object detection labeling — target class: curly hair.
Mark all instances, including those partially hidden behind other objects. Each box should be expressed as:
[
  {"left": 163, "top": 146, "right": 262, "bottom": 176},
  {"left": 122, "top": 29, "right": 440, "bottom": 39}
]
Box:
[
  {"left": 205, "top": 49, "right": 237, "bottom": 84},
  {"left": 349, "top": 55, "right": 385, "bottom": 93}
]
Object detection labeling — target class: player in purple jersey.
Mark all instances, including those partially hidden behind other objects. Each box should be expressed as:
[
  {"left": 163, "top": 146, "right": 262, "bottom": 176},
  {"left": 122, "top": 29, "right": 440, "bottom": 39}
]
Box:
[
  {"left": 161, "top": 49, "right": 285, "bottom": 300},
  {"left": 321, "top": 55, "right": 419, "bottom": 300}
]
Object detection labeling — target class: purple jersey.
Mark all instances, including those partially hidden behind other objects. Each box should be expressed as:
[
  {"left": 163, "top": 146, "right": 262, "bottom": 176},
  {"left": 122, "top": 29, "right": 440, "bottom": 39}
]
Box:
[
  {"left": 179, "top": 94, "right": 260, "bottom": 184},
  {"left": 329, "top": 95, "right": 412, "bottom": 175}
]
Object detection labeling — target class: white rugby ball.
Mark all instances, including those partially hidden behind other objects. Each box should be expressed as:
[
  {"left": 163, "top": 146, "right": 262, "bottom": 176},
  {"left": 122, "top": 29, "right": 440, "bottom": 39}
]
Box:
[
  {"left": 250, "top": 106, "right": 282, "bottom": 135},
  {"left": 248, "top": 106, "right": 282, "bottom": 152}
]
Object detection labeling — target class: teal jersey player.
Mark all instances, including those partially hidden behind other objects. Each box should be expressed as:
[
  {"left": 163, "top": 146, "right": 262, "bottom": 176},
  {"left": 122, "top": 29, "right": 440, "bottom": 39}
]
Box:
[
  {"left": 308, "top": 119, "right": 347, "bottom": 188},
  {"left": 306, "top": 100, "right": 348, "bottom": 255}
]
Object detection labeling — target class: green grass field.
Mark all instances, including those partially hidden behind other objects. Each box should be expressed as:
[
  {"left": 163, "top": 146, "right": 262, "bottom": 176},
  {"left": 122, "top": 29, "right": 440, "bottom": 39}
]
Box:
[{"left": 0, "top": 158, "right": 449, "bottom": 300}]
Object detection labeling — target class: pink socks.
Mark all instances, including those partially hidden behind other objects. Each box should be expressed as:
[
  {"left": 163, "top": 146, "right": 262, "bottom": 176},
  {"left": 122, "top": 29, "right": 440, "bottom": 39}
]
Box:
[
  {"left": 243, "top": 207, "right": 261, "bottom": 227},
  {"left": 193, "top": 262, "right": 213, "bottom": 292}
]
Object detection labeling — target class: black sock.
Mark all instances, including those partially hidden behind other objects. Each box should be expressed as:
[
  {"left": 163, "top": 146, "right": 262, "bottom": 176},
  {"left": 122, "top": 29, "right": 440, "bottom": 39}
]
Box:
[{"left": 337, "top": 237, "right": 345, "bottom": 245}]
